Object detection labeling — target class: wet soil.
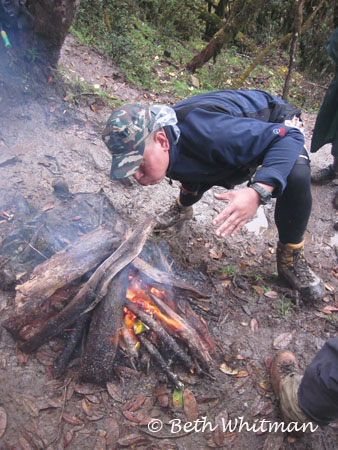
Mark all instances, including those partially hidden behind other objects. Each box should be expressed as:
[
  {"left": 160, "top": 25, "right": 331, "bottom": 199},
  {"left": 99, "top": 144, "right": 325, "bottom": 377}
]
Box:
[{"left": 0, "top": 35, "right": 337, "bottom": 449}]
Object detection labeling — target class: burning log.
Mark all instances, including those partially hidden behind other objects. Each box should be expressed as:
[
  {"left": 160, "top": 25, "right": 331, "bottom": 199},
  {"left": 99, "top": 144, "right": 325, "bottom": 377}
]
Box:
[
  {"left": 126, "top": 301, "right": 195, "bottom": 373},
  {"left": 17, "top": 219, "right": 155, "bottom": 354},
  {"left": 149, "top": 293, "right": 213, "bottom": 371}
]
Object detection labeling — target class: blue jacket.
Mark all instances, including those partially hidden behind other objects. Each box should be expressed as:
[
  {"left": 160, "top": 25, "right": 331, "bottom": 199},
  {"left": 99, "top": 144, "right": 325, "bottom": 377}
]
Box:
[{"left": 166, "top": 89, "right": 305, "bottom": 196}]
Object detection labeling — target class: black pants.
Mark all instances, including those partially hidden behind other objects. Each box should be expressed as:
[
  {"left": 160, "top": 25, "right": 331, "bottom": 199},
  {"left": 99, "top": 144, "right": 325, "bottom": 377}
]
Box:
[
  {"left": 179, "top": 149, "right": 311, "bottom": 244},
  {"left": 298, "top": 337, "right": 338, "bottom": 426}
]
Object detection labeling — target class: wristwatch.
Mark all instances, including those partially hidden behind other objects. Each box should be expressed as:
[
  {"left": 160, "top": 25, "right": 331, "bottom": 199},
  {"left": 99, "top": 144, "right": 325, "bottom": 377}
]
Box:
[{"left": 249, "top": 183, "right": 272, "bottom": 205}]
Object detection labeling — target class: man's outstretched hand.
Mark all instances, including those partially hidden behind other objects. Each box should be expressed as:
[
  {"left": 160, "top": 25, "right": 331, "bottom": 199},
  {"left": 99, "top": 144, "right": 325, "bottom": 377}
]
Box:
[{"left": 212, "top": 184, "right": 272, "bottom": 237}]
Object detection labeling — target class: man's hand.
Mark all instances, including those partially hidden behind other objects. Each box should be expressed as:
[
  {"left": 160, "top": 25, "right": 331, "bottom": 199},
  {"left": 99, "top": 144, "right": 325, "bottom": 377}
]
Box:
[{"left": 212, "top": 184, "right": 273, "bottom": 237}]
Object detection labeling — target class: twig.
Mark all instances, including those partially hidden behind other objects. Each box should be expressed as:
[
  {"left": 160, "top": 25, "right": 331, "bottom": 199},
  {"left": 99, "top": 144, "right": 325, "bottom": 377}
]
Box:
[{"left": 23, "top": 240, "right": 48, "bottom": 260}]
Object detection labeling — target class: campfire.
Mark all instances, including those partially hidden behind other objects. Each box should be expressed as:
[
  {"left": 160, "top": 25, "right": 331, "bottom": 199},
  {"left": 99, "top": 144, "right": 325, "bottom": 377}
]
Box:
[{"left": 2, "top": 217, "right": 215, "bottom": 387}]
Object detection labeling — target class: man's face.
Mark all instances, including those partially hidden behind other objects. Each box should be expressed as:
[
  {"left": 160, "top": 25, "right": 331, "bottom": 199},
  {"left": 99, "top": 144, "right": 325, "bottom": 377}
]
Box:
[{"left": 133, "top": 131, "right": 170, "bottom": 186}]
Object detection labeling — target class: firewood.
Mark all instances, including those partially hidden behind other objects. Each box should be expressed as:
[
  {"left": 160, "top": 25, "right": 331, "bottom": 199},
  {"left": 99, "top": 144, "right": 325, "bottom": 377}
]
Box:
[
  {"left": 53, "top": 313, "right": 91, "bottom": 378},
  {"left": 80, "top": 266, "right": 129, "bottom": 384},
  {"left": 120, "top": 324, "right": 139, "bottom": 363},
  {"left": 149, "top": 294, "right": 213, "bottom": 371},
  {"left": 137, "top": 333, "right": 184, "bottom": 391},
  {"left": 18, "top": 219, "right": 155, "bottom": 354},
  {"left": 15, "top": 225, "right": 124, "bottom": 309},
  {"left": 132, "top": 257, "right": 210, "bottom": 300},
  {"left": 126, "top": 301, "right": 195, "bottom": 372}
]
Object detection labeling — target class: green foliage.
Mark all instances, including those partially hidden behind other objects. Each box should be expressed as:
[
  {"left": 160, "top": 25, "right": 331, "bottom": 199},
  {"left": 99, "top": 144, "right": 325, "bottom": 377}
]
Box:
[
  {"left": 220, "top": 265, "right": 238, "bottom": 277},
  {"left": 275, "top": 298, "right": 293, "bottom": 316},
  {"left": 70, "top": 0, "right": 335, "bottom": 108}
]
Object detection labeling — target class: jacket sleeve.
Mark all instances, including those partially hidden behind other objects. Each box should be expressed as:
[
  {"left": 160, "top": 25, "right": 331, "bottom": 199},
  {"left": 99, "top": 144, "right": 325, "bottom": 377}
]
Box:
[{"left": 180, "top": 110, "right": 305, "bottom": 196}]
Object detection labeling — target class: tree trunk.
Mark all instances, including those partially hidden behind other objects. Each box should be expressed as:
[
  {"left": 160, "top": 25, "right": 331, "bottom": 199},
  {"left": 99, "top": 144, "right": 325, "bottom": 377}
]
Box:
[
  {"left": 186, "top": 0, "right": 262, "bottom": 73},
  {"left": 232, "top": 0, "right": 325, "bottom": 89},
  {"left": 282, "top": 0, "right": 304, "bottom": 101},
  {"left": 0, "top": 0, "right": 80, "bottom": 80}
]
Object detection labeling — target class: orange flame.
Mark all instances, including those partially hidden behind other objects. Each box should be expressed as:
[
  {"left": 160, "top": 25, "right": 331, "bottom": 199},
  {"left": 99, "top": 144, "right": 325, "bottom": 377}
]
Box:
[{"left": 125, "top": 280, "right": 183, "bottom": 331}]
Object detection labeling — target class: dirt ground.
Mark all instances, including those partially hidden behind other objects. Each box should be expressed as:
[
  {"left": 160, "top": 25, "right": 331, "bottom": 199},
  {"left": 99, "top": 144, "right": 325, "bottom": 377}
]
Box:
[{"left": 0, "top": 35, "right": 337, "bottom": 449}]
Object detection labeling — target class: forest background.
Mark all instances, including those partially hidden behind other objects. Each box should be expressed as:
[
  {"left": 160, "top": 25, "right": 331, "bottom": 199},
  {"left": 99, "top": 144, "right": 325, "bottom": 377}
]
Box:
[{"left": 68, "top": 0, "right": 338, "bottom": 110}]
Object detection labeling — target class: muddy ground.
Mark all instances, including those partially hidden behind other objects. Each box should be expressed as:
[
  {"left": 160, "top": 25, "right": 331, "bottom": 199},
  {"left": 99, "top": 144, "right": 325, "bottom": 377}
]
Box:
[{"left": 0, "top": 35, "right": 337, "bottom": 449}]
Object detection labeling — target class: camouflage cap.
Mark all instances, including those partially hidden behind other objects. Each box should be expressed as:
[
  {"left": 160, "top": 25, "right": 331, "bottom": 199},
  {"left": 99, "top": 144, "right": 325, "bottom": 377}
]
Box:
[{"left": 102, "top": 104, "right": 152, "bottom": 179}]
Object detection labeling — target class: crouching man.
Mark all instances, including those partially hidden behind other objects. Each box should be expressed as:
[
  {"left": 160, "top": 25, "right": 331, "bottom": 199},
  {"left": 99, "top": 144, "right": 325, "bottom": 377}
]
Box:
[{"left": 102, "top": 89, "right": 324, "bottom": 303}]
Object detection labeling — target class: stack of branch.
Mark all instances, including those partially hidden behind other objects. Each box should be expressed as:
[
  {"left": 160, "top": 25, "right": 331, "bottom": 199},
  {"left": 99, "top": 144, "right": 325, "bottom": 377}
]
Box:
[{"left": 2, "top": 219, "right": 215, "bottom": 386}]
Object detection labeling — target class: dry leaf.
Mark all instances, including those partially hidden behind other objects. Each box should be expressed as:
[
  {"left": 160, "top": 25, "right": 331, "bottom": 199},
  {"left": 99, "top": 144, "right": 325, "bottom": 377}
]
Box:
[
  {"left": 273, "top": 332, "right": 294, "bottom": 349},
  {"left": 253, "top": 285, "right": 264, "bottom": 295},
  {"left": 324, "top": 283, "right": 335, "bottom": 292},
  {"left": 213, "top": 409, "right": 228, "bottom": 446},
  {"left": 74, "top": 383, "right": 102, "bottom": 395},
  {"left": 117, "top": 434, "right": 149, "bottom": 447},
  {"left": 153, "top": 384, "right": 169, "bottom": 408},
  {"left": 122, "top": 394, "right": 146, "bottom": 412},
  {"left": 259, "top": 380, "right": 270, "bottom": 391},
  {"left": 321, "top": 305, "right": 338, "bottom": 315},
  {"left": 106, "top": 382, "right": 123, "bottom": 402},
  {"left": 0, "top": 407, "right": 7, "bottom": 439},
  {"left": 236, "top": 370, "right": 249, "bottom": 378},
  {"left": 220, "top": 362, "right": 239, "bottom": 375},
  {"left": 62, "top": 413, "right": 83, "bottom": 425},
  {"left": 183, "top": 389, "right": 198, "bottom": 422},
  {"left": 250, "top": 318, "right": 258, "bottom": 332},
  {"left": 264, "top": 291, "right": 279, "bottom": 299}
]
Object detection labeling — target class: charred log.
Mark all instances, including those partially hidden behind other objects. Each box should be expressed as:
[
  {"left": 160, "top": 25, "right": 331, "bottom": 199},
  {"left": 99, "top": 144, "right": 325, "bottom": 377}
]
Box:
[
  {"left": 137, "top": 333, "right": 184, "bottom": 391},
  {"left": 80, "top": 266, "right": 129, "bottom": 384},
  {"left": 126, "top": 301, "right": 195, "bottom": 373},
  {"left": 53, "top": 312, "right": 91, "bottom": 378}
]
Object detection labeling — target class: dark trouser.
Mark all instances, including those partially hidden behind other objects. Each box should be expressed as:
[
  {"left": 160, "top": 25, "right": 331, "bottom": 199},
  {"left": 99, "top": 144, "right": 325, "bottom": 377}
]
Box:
[
  {"left": 179, "top": 149, "right": 312, "bottom": 244},
  {"left": 298, "top": 337, "right": 338, "bottom": 426}
]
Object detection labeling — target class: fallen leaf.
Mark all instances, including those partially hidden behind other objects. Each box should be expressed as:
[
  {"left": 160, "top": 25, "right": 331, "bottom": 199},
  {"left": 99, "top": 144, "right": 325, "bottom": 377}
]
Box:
[
  {"left": 253, "top": 285, "right": 264, "bottom": 295},
  {"left": 173, "top": 389, "right": 183, "bottom": 407},
  {"left": 183, "top": 389, "right": 198, "bottom": 422},
  {"left": 117, "top": 434, "right": 149, "bottom": 447},
  {"left": 250, "top": 318, "right": 258, "bottom": 332},
  {"left": 236, "top": 370, "right": 249, "bottom": 378},
  {"left": 74, "top": 383, "right": 102, "bottom": 395},
  {"left": 90, "top": 104, "right": 96, "bottom": 112},
  {"left": 0, "top": 407, "right": 7, "bottom": 439},
  {"left": 320, "top": 305, "right": 338, "bottom": 315},
  {"left": 220, "top": 362, "right": 239, "bottom": 375},
  {"left": 106, "top": 382, "right": 123, "bottom": 402},
  {"left": 273, "top": 331, "right": 294, "bottom": 349},
  {"left": 62, "top": 413, "right": 83, "bottom": 426},
  {"left": 213, "top": 409, "right": 228, "bottom": 446},
  {"left": 264, "top": 291, "right": 279, "bottom": 299},
  {"left": 122, "top": 394, "right": 145, "bottom": 412},
  {"left": 259, "top": 380, "right": 270, "bottom": 391},
  {"left": 153, "top": 384, "right": 169, "bottom": 408},
  {"left": 324, "top": 282, "right": 335, "bottom": 292}
]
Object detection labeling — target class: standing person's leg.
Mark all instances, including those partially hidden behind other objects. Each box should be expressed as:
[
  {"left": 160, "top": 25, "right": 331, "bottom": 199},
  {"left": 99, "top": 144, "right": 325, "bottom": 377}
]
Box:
[
  {"left": 274, "top": 148, "right": 324, "bottom": 302},
  {"left": 155, "top": 184, "right": 212, "bottom": 230},
  {"left": 271, "top": 337, "right": 338, "bottom": 427}
]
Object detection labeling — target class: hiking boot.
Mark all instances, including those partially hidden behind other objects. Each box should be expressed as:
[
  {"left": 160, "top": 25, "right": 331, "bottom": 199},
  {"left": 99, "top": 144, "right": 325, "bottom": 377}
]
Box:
[
  {"left": 155, "top": 198, "right": 193, "bottom": 231},
  {"left": 270, "top": 351, "right": 310, "bottom": 428},
  {"left": 311, "top": 164, "right": 338, "bottom": 184},
  {"left": 277, "top": 241, "right": 324, "bottom": 303}
]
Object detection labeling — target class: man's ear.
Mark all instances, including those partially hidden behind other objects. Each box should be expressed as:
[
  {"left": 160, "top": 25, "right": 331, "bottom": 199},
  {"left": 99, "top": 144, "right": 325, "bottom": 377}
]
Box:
[{"left": 154, "top": 130, "right": 170, "bottom": 152}]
